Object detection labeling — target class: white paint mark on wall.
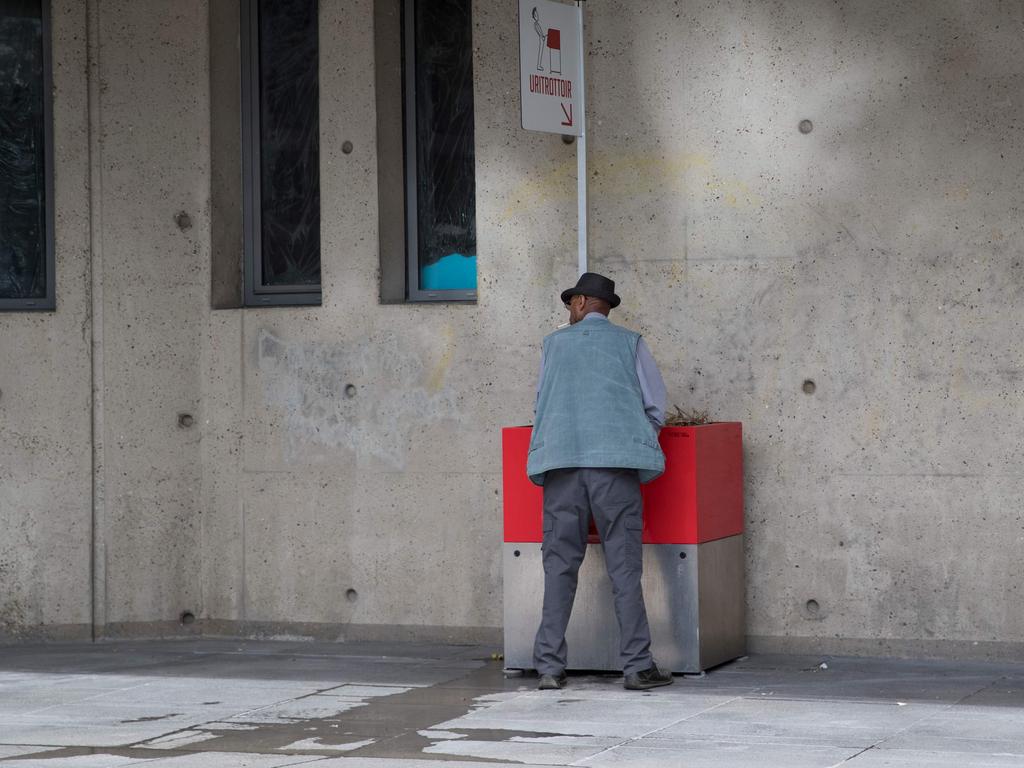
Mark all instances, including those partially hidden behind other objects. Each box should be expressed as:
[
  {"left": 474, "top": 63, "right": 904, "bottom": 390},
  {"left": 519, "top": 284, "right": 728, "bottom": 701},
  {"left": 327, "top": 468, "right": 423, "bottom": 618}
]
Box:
[{"left": 257, "top": 329, "right": 458, "bottom": 468}]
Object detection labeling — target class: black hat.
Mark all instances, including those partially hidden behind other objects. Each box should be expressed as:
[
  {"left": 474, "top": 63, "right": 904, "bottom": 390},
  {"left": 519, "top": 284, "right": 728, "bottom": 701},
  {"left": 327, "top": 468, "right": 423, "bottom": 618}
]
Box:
[{"left": 560, "top": 272, "right": 621, "bottom": 309}]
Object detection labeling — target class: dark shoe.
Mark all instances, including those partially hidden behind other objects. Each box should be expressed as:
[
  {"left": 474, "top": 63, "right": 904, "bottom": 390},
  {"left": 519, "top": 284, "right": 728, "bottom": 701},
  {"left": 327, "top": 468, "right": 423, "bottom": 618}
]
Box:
[
  {"left": 538, "top": 672, "right": 567, "bottom": 690},
  {"left": 624, "top": 664, "right": 674, "bottom": 690}
]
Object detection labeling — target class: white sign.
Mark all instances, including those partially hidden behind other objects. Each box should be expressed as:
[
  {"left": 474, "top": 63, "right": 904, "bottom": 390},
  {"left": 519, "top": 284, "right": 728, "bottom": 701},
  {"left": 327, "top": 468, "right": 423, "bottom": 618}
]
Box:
[{"left": 519, "top": 0, "right": 582, "bottom": 136}]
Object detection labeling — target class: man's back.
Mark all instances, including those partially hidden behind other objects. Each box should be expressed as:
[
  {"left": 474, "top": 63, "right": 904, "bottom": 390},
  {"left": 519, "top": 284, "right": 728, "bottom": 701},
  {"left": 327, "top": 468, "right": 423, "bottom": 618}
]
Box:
[{"left": 528, "top": 316, "right": 664, "bottom": 485}]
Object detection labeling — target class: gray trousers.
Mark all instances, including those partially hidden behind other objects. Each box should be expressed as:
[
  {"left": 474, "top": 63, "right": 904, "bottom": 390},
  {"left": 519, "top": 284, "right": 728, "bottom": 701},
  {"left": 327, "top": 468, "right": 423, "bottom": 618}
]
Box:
[{"left": 533, "top": 467, "right": 654, "bottom": 675}]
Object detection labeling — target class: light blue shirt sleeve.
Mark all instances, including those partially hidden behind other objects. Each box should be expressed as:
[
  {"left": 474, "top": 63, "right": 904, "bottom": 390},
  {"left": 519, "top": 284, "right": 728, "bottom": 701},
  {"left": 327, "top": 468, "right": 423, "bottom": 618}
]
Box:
[
  {"left": 636, "top": 336, "right": 668, "bottom": 430},
  {"left": 535, "top": 345, "right": 545, "bottom": 413}
]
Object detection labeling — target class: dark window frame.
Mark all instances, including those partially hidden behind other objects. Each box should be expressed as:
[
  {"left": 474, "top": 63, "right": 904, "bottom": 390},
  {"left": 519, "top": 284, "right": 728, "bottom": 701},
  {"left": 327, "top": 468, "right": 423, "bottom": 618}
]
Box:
[
  {"left": 239, "top": 0, "right": 322, "bottom": 307},
  {"left": 0, "top": 0, "right": 55, "bottom": 312},
  {"left": 401, "top": 0, "right": 477, "bottom": 303}
]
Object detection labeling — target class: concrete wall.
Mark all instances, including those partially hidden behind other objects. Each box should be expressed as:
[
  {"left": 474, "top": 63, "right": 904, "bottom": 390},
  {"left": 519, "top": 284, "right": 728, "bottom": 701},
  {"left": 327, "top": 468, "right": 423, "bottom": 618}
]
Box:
[
  {"left": 0, "top": 1, "right": 92, "bottom": 640},
  {"left": 88, "top": 0, "right": 209, "bottom": 637},
  {"left": 0, "top": 0, "right": 209, "bottom": 640},
  {"left": 2, "top": 0, "right": 1023, "bottom": 658}
]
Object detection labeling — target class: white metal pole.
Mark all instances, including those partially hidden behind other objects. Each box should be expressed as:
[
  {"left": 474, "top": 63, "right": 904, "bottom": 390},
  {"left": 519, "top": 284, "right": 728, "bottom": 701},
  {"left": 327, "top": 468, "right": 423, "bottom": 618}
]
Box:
[{"left": 576, "top": 0, "right": 587, "bottom": 276}]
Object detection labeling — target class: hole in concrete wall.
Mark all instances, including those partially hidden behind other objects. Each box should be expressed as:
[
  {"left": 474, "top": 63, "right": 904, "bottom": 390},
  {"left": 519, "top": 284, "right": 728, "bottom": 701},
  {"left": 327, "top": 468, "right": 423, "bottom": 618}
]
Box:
[
  {"left": 561, "top": 134, "right": 575, "bottom": 145},
  {"left": 802, "top": 379, "right": 816, "bottom": 395},
  {"left": 177, "top": 413, "right": 195, "bottom": 428},
  {"left": 513, "top": 550, "right": 521, "bottom": 557},
  {"left": 342, "top": 140, "right": 354, "bottom": 154},
  {"left": 798, "top": 119, "right": 813, "bottom": 134},
  {"left": 805, "top": 599, "right": 820, "bottom": 615},
  {"left": 344, "top": 384, "right": 357, "bottom": 399},
  {"left": 679, "top": 551, "right": 687, "bottom": 559},
  {"left": 180, "top": 611, "right": 196, "bottom": 625},
  {"left": 345, "top": 588, "right": 358, "bottom": 603},
  {"left": 174, "top": 211, "right": 193, "bottom": 230}
]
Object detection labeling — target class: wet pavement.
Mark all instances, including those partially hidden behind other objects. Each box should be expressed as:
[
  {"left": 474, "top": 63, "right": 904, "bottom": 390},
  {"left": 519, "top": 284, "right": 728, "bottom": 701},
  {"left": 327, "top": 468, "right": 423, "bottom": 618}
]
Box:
[{"left": 1, "top": 639, "right": 1023, "bottom": 767}]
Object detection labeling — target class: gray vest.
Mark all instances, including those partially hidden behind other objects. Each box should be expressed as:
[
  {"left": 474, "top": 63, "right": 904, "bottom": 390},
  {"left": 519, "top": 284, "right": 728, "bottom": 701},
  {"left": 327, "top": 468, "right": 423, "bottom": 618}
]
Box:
[{"left": 527, "top": 318, "right": 665, "bottom": 486}]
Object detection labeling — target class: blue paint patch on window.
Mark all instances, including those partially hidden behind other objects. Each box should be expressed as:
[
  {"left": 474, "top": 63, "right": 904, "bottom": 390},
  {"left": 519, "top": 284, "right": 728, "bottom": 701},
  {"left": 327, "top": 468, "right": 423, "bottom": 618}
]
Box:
[{"left": 420, "top": 252, "right": 477, "bottom": 291}]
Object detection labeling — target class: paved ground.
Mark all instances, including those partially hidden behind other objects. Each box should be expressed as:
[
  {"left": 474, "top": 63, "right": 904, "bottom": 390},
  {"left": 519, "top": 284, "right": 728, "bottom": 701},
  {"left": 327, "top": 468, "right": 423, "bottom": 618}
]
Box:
[{"left": 0, "top": 640, "right": 1022, "bottom": 767}]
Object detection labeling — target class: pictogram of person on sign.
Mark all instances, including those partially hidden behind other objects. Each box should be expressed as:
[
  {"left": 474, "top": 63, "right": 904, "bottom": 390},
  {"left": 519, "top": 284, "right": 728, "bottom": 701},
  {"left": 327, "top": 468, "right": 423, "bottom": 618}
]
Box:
[
  {"left": 533, "top": 7, "right": 546, "bottom": 71},
  {"left": 532, "top": 7, "right": 562, "bottom": 74}
]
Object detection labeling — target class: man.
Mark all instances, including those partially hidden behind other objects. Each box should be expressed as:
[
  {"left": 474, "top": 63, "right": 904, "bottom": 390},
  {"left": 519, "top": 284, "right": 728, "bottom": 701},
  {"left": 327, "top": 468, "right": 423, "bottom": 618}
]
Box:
[{"left": 527, "top": 272, "right": 674, "bottom": 691}]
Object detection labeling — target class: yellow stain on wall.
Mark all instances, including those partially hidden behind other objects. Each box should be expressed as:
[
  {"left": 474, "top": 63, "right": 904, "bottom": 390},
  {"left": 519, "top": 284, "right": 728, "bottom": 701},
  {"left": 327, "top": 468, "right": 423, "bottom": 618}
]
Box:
[
  {"left": 427, "top": 324, "right": 456, "bottom": 393},
  {"left": 499, "top": 149, "right": 764, "bottom": 221},
  {"left": 706, "top": 176, "right": 763, "bottom": 208},
  {"left": 863, "top": 405, "right": 886, "bottom": 442},
  {"left": 500, "top": 150, "right": 712, "bottom": 222},
  {"left": 669, "top": 259, "right": 686, "bottom": 286},
  {"left": 944, "top": 185, "right": 971, "bottom": 202}
]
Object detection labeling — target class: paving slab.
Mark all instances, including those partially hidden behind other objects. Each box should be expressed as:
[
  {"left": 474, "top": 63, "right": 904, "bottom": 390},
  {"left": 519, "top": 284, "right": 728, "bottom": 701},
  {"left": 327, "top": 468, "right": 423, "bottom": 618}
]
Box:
[
  {"left": 140, "top": 730, "right": 222, "bottom": 749},
  {"left": 310, "top": 759, "right": 513, "bottom": 768},
  {"left": 2, "top": 642, "right": 1024, "bottom": 766},
  {"left": 277, "top": 736, "right": 377, "bottom": 752},
  {"left": 0, "top": 688, "right": 145, "bottom": 718},
  {"left": 647, "top": 696, "right": 940, "bottom": 748},
  {"left": 843, "top": 748, "right": 1024, "bottom": 767},
  {"left": 431, "top": 690, "right": 737, "bottom": 739},
  {"left": 219, "top": 696, "right": 372, "bottom": 724},
  {"left": 575, "top": 741, "right": 862, "bottom": 767},
  {"left": 746, "top": 674, "right": 999, "bottom": 705},
  {"left": 0, "top": 721, "right": 185, "bottom": 748},
  {"left": 0, "top": 747, "right": 53, "bottom": 759},
  {"left": 876, "top": 707, "right": 1024, "bottom": 755},
  {"left": 0, "top": 649, "right": 196, "bottom": 678},
  {"left": 956, "top": 677, "right": 1024, "bottom": 708},
  {"left": 141, "top": 753, "right": 319, "bottom": 767},
  {"left": 0, "top": 749, "right": 319, "bottom": 768},
  {"left": 702, "top": 656, "right": 1011, "bottom": 704},
  {"left": 0, "top": 754, "right": 153, "bottom": 767},
  {"left": 423, "top": 736, "right": 616, "bottom": 764},
  {"left": 127, "top": 654, "right": 478, "bottom": 688}
]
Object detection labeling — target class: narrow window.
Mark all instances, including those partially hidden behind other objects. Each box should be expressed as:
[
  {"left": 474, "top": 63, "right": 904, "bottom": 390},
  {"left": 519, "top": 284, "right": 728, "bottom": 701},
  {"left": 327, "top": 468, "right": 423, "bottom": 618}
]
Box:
[
  {"left": 0, "top": 0, "right": 54, "bottom": 311},
  {"left": 403, "top": 0, "right": 477, "bottom": 301},
  {"left": 241, "top": 0, "right": 321, "bottom": 306}
]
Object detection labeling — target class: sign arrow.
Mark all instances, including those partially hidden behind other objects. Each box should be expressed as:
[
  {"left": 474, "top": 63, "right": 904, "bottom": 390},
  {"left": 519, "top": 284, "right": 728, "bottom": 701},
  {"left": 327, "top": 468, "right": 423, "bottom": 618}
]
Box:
[{"left": 560, "top": 102, "right": 573, "bottom": 126}]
